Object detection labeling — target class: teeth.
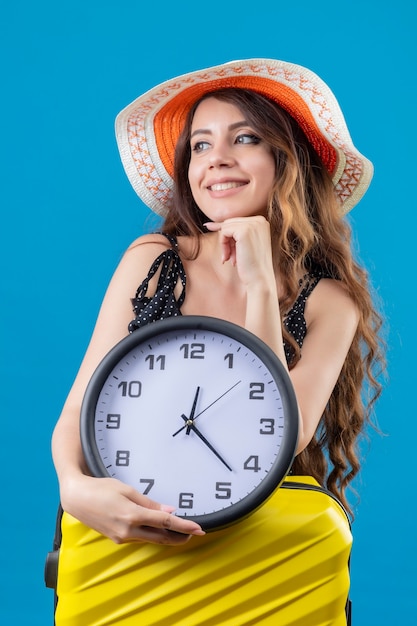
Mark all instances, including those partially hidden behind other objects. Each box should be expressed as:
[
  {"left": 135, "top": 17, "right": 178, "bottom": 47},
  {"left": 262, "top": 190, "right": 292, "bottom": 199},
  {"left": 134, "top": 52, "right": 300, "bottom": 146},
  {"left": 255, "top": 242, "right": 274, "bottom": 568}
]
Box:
[{"left": 209, "top": 182, "right": 243, "bottom": 191}]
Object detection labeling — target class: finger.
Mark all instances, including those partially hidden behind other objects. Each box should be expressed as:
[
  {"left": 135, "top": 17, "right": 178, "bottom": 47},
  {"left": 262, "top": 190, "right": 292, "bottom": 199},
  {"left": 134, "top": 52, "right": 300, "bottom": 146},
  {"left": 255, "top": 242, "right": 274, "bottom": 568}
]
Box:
[
  {"left": 133, "top": 507, "right": 205, "bottom": 538},
  {"left": 203, "top": 221, "right": 221, "bottom": 231},
  {"left": 229, "top": 240, "right": 237, "bottom": 266},
  {"left": 117, "top": 483, "right": 203, "bottom": 532},
  {"left": 221, "top": 239, "right": 233, "bottom": 264},
  {"left": 120, "top": 486, "right": 204, "bottom": 534},
  {"left": 122, "top": 485, "right": 171, "bottom": 512}
]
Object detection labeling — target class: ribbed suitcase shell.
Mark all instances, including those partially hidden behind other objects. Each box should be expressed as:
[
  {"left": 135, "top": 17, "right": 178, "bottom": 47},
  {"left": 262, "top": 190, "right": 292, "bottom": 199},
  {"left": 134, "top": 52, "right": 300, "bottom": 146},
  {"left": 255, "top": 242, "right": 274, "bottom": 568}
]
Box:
[{"left": 53, "top": 476, "right": 352, "bottom": 625}]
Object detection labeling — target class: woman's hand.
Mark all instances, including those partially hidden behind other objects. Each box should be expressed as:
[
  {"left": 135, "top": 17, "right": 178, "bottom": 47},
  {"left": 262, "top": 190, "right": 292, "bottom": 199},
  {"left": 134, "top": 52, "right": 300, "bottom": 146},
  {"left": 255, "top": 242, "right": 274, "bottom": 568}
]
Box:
[
  {"left": 204, "top": 216, "right": 275, "bottom": 287},
  {"left": 61, "top": 474, "right": 205, "bottom": 545},
  {"left": 205, "top": 216, "right": 286, "bottom": 364}
]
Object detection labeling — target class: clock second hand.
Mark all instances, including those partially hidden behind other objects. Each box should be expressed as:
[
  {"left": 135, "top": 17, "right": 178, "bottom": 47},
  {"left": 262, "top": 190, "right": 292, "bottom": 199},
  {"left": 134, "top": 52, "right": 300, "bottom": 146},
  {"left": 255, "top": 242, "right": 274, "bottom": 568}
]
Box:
[
  {"left": 179, "top": 413, "right": 233, "bottom": 472},
  {"left": 172, "top": 380, "right": 242, "bottom": 437}
]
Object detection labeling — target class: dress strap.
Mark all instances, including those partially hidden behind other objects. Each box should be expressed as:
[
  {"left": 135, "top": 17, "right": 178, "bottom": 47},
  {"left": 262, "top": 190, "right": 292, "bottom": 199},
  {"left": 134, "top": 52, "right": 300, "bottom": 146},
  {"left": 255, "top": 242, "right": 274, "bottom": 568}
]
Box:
[
  {"left": 157, "top": 232, "right": 179, "bottom": 249},
  {"left": 128, "top": 233, "right": 186, "bottom": 333}
]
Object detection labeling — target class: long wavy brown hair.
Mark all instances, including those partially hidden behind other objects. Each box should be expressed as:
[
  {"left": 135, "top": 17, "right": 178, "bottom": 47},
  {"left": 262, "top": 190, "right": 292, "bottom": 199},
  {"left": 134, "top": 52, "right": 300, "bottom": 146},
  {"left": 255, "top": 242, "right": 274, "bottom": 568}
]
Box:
[{"left": 161, "top": 88, "right": 385, "bottom": 516}]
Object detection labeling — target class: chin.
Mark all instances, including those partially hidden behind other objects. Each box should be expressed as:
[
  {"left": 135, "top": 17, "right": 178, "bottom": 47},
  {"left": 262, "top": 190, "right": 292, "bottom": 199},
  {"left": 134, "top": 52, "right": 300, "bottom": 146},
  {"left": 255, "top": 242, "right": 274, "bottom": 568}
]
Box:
[{"left": 203, "top": 206, "right": 254, "bottom": 222}]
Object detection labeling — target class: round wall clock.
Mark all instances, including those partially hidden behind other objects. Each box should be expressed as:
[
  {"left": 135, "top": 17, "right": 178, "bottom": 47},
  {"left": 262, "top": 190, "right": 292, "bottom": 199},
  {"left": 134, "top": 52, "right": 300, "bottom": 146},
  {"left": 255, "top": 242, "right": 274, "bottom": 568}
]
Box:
[{"left": 80, "top": 316, "right": 299, "bottom": 531}]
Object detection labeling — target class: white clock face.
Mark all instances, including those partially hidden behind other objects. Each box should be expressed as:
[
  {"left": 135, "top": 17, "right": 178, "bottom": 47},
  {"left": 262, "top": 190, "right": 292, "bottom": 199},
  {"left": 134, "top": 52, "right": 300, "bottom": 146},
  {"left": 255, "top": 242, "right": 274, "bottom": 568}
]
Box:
[{"left": 81, "top": 317, "right": 298, "bottom": 530}]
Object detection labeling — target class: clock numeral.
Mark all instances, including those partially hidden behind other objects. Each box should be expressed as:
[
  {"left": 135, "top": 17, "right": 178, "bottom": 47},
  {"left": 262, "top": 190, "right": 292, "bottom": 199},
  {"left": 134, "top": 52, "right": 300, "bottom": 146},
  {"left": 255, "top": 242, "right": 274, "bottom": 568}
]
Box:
[
  {"left": 215, "top": 482, "right": 232, "bottom": 499},
  {"left": 243, "top": 455, "right": 261, "bottom": 472},
  {"left": 224, "top": 353, "right": 234, "bottom": 369},
  {"left": 259, "top": 418, "right": 275, "bottom": 434},
  {"left": 179, "top": 492, "right": 194, "bottom": 509},
  {"left": 118, "top": 381, "right": 142, "bottom": 398},
  {"left": 179, "top": 343, "right": 205, "bottom": 359},
  {"left": 145, "top": 354, "right": 166, "bottom": 370},
  {"left": 139, "top": 478, "right": 155, "bottom": 495},
  {"left": 106, "top": 413, "right": 121, "bottom": 429},
  {"left": 249, "top": 382, "right": 265, "bottom": 400},
  {"left": 115, "top": 450, "right": 130, "bottom": 466}
]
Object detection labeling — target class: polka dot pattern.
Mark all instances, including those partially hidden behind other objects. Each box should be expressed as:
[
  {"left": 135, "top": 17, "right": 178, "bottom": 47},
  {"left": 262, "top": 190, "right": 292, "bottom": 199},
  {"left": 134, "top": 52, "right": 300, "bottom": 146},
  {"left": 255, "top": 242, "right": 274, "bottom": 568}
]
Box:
[
  {"left": 283, "top": 270, "right": 328, "bottom": 364},
  {"left": 128, "top": 234, "right": 186, "bottom": 333},
  {"left": 128, "top": 234, "right": 329, "bottom": 363}
]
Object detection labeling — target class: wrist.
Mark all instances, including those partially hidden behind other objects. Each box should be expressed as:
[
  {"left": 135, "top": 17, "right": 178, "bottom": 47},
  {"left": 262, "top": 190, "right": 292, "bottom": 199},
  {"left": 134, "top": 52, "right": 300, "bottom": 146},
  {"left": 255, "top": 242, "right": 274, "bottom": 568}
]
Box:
[{"left": 59, "top": 471, "right": 91, "bottom": 509}]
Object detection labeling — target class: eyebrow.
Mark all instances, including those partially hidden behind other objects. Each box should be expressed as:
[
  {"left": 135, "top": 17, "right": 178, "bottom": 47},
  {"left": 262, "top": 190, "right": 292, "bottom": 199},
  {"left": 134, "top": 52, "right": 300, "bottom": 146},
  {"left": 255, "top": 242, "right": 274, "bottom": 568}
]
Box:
[{"left": 190, "top": 120, "right": 249, "bottom": 139}]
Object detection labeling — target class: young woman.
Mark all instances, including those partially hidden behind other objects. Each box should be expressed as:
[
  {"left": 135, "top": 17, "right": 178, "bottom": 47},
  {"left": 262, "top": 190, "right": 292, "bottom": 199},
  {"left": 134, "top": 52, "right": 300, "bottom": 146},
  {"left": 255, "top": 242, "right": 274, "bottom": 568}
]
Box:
[{"left": 50, "top": 59, "right": 384, "bottom": 625}]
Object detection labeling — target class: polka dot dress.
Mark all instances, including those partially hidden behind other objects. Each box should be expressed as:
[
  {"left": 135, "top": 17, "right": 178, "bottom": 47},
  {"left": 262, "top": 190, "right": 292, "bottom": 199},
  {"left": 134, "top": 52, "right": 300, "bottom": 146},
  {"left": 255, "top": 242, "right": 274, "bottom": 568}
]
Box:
[
  {"left": 129, "top": 234, "right": 329, "bottom": 364},
  {"left": 283, "top": 270, "right": 328, "bottom": 364}
]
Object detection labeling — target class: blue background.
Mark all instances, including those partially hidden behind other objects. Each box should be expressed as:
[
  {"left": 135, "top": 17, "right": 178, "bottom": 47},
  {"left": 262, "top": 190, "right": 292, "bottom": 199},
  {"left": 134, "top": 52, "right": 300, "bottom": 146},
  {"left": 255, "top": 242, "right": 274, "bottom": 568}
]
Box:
[{"left": 1, "top": 1, "right": 415, "bottom": 623}]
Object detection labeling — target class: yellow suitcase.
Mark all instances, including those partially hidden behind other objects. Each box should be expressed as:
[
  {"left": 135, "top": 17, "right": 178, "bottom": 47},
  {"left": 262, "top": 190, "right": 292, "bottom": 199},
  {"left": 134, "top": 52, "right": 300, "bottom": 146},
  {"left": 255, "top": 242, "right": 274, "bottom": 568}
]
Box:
[{"left": 45, "top": 476, "right": 352, "bottom": 626}]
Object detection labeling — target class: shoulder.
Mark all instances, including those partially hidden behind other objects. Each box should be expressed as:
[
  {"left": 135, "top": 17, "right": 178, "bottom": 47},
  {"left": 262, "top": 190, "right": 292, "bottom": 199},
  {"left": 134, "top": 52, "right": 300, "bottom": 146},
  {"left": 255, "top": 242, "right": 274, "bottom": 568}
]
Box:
[
  {"left": 126, "top": 232, "right": 173, "bottom": 253},
  {"left": 102, "top": 234, "right": 174, "bottom": 292},
  {"left": 306, "top": 278, "right": 359, "bottom": 331},
  {"left": 125, "top": 232, "right": 199, "bottom": 263},
  {"left": 121, "top": 233, "right": 174, "bottom": 266}
]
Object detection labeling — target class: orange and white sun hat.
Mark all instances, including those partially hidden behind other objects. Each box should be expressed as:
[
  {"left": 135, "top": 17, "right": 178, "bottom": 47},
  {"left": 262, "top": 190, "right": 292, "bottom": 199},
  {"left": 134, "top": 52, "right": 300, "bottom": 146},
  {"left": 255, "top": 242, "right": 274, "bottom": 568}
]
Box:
[{"left": 115, "top": 58, "right": 373, "bottom": 216}]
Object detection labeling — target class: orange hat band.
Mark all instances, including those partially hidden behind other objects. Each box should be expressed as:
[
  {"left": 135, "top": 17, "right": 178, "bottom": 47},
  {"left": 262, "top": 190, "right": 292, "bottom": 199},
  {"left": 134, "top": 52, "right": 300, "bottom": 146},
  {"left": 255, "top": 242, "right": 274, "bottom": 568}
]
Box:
[{"left": 153, "top": 75, "right": 338, "bottom": 180}]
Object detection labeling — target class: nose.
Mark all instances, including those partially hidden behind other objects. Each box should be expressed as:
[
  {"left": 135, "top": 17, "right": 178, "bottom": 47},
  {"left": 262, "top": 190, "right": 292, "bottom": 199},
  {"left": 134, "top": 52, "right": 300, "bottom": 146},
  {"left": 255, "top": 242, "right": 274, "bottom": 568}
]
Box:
[{"left": 208, "top": 141, "right": 235, "bottom": 168}]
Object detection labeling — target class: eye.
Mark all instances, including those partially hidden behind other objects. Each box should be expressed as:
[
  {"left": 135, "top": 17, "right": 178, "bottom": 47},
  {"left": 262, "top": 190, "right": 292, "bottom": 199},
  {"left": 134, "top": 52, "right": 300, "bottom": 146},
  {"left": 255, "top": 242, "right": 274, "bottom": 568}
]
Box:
[
  {"left": 191, "top": 140, "right": 210, "bottom": 153},
  {"left": 236, "top": 133, "right": 261, "bottom": 145}
]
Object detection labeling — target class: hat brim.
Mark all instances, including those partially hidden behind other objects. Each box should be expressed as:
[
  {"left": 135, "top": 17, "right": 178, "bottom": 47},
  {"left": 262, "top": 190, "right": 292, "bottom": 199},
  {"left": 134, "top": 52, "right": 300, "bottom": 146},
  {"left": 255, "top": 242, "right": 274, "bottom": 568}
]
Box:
[{"left": 116, "top": 59, "right": 373, "bottom": 216}]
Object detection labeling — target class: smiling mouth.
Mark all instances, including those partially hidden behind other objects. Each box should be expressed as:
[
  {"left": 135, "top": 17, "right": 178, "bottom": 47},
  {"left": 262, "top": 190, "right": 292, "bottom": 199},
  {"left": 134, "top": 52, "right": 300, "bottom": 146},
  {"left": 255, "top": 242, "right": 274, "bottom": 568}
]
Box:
[{"left": 208, "top": 182, "right": 246, "bottom": 191}]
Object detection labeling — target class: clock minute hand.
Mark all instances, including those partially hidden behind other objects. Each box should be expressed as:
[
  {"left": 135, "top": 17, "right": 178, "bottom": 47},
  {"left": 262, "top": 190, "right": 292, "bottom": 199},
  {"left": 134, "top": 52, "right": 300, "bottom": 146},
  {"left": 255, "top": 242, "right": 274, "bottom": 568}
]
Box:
[{"left": 180, "top": 414, "right": 233, "bottom": 472}]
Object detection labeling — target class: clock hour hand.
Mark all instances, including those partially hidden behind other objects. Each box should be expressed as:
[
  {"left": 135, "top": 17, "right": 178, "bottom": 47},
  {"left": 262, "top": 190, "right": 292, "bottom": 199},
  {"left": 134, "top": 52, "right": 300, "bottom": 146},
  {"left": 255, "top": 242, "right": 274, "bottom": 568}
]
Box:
[
  {"left": 186, "top": 386, "right": 200, "bottom": 435},
  {"left": 172, "top": 380, "right": 241, "bottom": 437},
  {"left": 180, "top": 414, "right": 233, "bottom": 472}
]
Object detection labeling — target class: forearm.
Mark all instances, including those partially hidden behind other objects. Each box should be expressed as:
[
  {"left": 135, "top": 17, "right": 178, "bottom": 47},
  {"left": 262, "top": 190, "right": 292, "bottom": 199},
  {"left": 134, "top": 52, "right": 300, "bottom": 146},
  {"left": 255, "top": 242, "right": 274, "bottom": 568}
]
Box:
[
  {"left": 245, "top": 281, "right": 305, "bottom": 453},
  {"left": 51, "top": 406, "right": 90, "bottom": 501},
  {"left": 245, "top": 283, "right": 288, "bottom": 369}
]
